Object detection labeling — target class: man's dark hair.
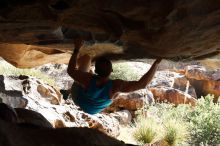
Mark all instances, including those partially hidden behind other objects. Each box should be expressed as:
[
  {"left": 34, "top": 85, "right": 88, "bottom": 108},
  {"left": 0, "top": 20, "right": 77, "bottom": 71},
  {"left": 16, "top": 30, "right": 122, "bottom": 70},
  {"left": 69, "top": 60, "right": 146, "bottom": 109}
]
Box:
[{"left": 95, "top": 57, "right": 112, "bottom": 77}]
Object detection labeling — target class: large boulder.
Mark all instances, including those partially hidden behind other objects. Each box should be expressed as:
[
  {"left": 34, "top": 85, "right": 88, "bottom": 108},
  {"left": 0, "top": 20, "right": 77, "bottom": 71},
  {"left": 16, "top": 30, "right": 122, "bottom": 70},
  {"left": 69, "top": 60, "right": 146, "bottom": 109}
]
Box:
[
  {"left": 148, "top": 70, "right": 197, "bottom": 105},
  {"left": 1, "top": 0, "right": 220, "bottom": 67},
  {"left": 149, "top": 71, "right": 197, "bottom": 98},
  {"left": 0, "top": 102, "right": 52, "bottom": 128},
  {"left": 184, "top": 65, "right": 220, "bottom": 102},
  {"left": 150, "top": 87, "right": 197, "bottom": 106},
  {"left": 15, "top": 108, "right": 53, "bottom": 128},
  {"left": 0, "top": 75, "right": 61, "bottom": 107},
  {"left": 0, "top": 119, "right": 134, "bottom": 146},
  {"left": 0, "top": 75, "right": 28, "bottom": 108},
  {"left": 150, "top": 65, "right": 220, "bottom": 104},
  {"left": 105, "top": 89, "right": 154, "bottom": 112},
  {"left": 0, "top": 75, "right": 120, "bottom": 137}
]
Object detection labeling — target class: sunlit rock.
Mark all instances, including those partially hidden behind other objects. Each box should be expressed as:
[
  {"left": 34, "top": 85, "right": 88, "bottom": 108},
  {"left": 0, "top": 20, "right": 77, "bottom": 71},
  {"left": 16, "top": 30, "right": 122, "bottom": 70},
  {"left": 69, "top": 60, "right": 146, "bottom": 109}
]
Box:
[
  {"left": 149, "top": 71, "right": 197, "bottom": 98},
  {"left": 105, "top": 89, "right": 154, "bottom": 112},
  {"left": 0, "top": 74, "right": 120, "bottom": 137},
  {"left": 185, "top": 65, "right": 220, "bottom": 102},
  {"left": 150, "top": 87, "right": 197, "bottom": 106}
]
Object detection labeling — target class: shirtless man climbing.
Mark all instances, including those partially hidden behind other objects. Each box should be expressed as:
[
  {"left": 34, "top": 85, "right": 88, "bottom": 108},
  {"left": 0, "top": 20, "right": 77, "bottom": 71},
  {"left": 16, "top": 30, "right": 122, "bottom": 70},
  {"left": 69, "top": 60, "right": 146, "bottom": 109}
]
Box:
[{"left": 67, "top": 39, "right": 161, "bottom": 114}]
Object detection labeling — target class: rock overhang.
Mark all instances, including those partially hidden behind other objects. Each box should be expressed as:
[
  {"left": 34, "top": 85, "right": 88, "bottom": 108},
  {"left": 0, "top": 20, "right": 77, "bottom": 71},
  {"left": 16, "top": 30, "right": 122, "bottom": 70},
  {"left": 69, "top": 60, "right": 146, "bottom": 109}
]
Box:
[{"left": 1, "top": 0, "right": 220, "bottom": 67}]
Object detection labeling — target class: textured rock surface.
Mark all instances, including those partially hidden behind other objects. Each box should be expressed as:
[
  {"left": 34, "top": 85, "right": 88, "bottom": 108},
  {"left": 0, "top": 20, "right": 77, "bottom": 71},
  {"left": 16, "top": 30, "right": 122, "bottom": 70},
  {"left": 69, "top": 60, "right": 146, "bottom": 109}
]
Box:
[
  {"left": 0, "top": 75, "right": 61, "bottom": 107},
  {"left": 150, "top": 87, "right": 197, "bottom": 106},
  {"left": 0, "top": 75, "right": 28, "bottom": 108},
  {"left": 149, "top": 71, "right": 197, "bottom": 98},
  {"left": 0, "top": 75, "right": 120, "bottom": 137},
  {"left": 110, "top": 110, "right": 132, "bottom": 126},
  {"left": 35, "top": 63, "right": 73, "bottom": 90},
  {"left": 184, "top": 65, "right": 220, "bottom": 102},
  {"left": 1, "top": 0, "right": 220, "bottom": 67},
  {"left": 148, "top": 70, "right": 197, "bottom": 105},
  {"left": 105, "top": 89, "right": 154, "bottom": 112},
  {"left": 150, "top": 65, "right": 220, "bottom": 104}
]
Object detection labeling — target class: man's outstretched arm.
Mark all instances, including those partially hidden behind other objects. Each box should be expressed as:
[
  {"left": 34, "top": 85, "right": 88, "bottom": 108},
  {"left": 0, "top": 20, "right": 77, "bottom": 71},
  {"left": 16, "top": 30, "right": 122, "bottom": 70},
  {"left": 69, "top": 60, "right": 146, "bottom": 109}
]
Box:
[
  {"left": 113, "top": 59, "right": 161, "bottom": 93},
  {"left": 67, "top": 39, "right": 92, "bottom": 88}
]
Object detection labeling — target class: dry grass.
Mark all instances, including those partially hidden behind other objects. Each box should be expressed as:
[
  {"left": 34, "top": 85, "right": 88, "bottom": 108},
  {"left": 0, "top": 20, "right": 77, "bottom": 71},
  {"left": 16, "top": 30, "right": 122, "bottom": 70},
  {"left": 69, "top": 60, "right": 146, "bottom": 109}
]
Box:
[
  {"left": 133, "top": 117, "right": 164, "bottom": 145},
  {"left": 0, "top": 60, "right": 56, "bottom": 86},
  {"left": 163, "top": 119, "right": 189, "bottom": 146},
  {"left": 198, "top": 58, "right": 220, "bottom": 71}
]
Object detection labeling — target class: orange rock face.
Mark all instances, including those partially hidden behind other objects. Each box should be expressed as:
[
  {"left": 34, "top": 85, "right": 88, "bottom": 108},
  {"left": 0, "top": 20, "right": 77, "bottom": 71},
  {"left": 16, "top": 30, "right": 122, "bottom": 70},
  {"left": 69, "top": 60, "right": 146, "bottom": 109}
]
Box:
[
  {"left": 105, "top": 89, "right": 154, "bottom": 112},
  {"left": 0, "top": 44, "right": 71, "bottom": 68},
  {"left": 150, "top": 87, "right": 197, "bottom": 106},
  {"left": 185, "top": 65, "right": 220, "bottom": 102},
  {"left": 149, "top": 65, "right": 220, "bottom": 104}
]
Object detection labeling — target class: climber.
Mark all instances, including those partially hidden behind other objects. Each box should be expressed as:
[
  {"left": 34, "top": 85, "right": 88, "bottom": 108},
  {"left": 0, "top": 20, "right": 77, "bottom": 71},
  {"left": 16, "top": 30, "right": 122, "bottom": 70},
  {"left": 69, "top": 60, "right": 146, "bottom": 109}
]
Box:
[{"left": 67, "top": 38, "right": 162, "bottom": 114}]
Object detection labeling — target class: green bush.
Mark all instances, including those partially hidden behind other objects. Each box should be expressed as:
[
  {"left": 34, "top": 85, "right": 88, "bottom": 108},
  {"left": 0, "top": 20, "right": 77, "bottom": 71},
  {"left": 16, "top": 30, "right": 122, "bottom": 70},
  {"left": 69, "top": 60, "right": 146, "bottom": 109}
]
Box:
[
  {"left": 0, "top": 61, "right": 56, "bottom": 86},
  {"left": 110, "top": 62, "right": 143, "bottom": 81},
  {"left": 187, "top": 95, "right": 220, "bottom": 145},
  {"left": 134, "top": 95, "right": 220, "bottom": 146}
]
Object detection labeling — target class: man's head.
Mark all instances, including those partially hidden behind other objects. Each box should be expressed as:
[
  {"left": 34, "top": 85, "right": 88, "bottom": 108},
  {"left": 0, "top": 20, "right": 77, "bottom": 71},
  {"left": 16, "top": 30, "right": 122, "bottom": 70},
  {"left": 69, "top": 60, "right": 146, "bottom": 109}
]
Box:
[{"left": 95, "top": 57, "right": 113, "bottom": 78}]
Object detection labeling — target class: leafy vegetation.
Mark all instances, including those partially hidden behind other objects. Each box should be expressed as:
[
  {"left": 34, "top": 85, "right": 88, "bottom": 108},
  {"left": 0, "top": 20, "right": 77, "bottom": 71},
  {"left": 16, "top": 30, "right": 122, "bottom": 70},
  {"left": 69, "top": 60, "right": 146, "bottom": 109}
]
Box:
[
  {"left": 0, "top": 61, "right": 56, "bottom": 86},
  {"left": 187, "top": 95, "right": 220, "bottom": 145},
  {"left": 110, "top": 62, "right": 145, "bottom": 81},
  {"left": 133, "top": 95, "right": 220, "bottom": 146}
]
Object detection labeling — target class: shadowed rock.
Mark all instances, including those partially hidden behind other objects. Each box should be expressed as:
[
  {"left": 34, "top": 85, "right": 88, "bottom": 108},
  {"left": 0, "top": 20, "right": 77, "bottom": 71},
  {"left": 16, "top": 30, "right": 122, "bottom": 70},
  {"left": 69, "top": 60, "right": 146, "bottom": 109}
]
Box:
[
  {"left": 15, "top": 108, "right": 53, "bottom": 128},
  {"left": 0, "top": 103, "right": 18, "bottom": 123},
  {"left": 1, "top": 0, "right": 220, "bottom": 67},
  {"left": 0, "top": 118, "right": 135, "bottom": 146},
  {"left": 0, "top": 103, "right": 136, "bottom": 146}
]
